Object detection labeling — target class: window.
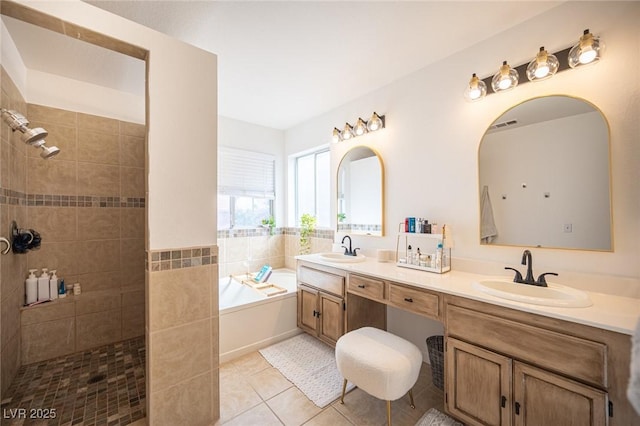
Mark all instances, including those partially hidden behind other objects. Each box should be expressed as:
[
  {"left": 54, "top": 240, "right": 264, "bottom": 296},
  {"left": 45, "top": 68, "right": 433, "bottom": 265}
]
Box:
[
  {"left": 218, "top": 147, "right": 275, "bottom": 229},
  {"left": 295, "top": 148, "right": 330, "bottom": 227}
]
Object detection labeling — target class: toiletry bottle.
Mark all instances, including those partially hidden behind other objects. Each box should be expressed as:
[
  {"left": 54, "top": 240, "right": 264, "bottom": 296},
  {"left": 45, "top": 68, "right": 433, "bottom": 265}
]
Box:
[
  {"left": 58, "top": 278, "right": 66, "bottom": 298},
  {"left": 415, "top": 248, "right": 421, "bottom": 265},
  {"left": 435, "top": 243, "right": 443, "bottom": 269},
  {"left": 25, "top": 269, "right": 38, "bottom": 305},
  {"left": 49, "top": 270, "right": 59, "bottom": 300},
  {"left": 73, "top": 282, "right": 81, "bottom": 296},
  {"left": 407, "top": 245, "right": 413, "bottom": 265},
  {"left": 37, "top": 268, "right": 50, "bottom": 302}
]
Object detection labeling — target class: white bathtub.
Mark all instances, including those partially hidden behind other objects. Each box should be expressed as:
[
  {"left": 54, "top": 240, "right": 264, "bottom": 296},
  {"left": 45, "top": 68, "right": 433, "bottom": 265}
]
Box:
[{"left": 219, "top": 269, "right": 301, "bottom": 362}]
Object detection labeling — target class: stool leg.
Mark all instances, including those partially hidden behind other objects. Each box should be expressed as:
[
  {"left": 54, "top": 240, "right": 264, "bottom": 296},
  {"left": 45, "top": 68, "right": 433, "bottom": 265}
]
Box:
[
  {"left": 408, "top": 389, "right": 415, "bottom": 409},
  {"left": 340, "top": 379, "right": 347, "bottom": 404},
  {"left": 387, "top": 400, "right": 392, "bottom": 426}
]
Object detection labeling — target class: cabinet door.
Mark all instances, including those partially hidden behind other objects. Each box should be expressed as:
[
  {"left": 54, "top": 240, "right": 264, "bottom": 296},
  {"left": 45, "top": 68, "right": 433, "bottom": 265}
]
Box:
[
  {"left": 446, "top": 337, "right": 512, "bottom": 426},
  {"left": 318, "top": 292, "right": 345, "bottom": 346},
  {"left": 298, "top": 285, "right": 319, "bottom": 335},
  {"left": 513, "top": 361, "right": 607, "bottom": 426}
]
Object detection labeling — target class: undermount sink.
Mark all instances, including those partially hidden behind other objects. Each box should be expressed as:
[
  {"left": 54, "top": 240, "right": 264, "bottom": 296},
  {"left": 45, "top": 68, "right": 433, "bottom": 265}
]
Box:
[
  {"left": 472, "top": 279, "right": 592, "bottom": 308},
  {"left": 318, "top": 252, "right": 366, "bottom": 263}
]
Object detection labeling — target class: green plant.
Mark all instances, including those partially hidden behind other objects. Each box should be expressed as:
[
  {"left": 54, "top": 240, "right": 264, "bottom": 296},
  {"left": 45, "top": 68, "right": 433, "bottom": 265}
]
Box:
[
  {"left": 337, "top": 212, "right": 347, "bottom": 223},
  {"left": 261, "top": 216, "right": 275, "bottom": 235},
  {"left": 299, "top": 213, "right": 317, "bottom": 255}
]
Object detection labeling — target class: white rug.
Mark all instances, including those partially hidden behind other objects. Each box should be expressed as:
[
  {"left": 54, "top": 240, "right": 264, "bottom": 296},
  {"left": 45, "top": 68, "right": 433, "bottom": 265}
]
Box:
[
  {"left": 259, "top": 333, "right": 355, "bottom": 408},
  {"left": 415, "top": 408, "right": 463, "bottom": 426}
]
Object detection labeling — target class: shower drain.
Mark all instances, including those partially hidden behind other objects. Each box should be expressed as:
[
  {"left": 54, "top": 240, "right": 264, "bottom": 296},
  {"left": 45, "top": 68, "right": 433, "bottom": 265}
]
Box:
[{"left": 87, "top": 373, "right": 107, "bottom": 384}]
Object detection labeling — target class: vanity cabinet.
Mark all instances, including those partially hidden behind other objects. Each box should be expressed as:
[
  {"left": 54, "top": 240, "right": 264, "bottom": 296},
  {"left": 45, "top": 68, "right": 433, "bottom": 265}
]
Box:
[
  {"left": 297, "top": 264, "right": 346, "bottom": 346},
  {"left": 443, "top": 295, "right": 622, "bottom": 426}
]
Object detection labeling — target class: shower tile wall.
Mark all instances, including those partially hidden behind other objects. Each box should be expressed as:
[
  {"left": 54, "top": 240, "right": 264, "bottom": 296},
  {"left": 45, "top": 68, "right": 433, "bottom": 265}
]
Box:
[
  {"left": 19, "top": 103, "right": 146, "bottom": 366},
  {"left": 1, "top": 67, "right": 28, "bottom": 395}
]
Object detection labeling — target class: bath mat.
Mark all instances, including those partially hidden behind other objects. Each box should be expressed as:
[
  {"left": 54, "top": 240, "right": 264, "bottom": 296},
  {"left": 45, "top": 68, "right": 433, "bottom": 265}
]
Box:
[
  {"left": 259, "top": 333, "right": 355, "bottom": 408},
  {"left": 415, "top": 408, "right": 463, "bottom": 426}
]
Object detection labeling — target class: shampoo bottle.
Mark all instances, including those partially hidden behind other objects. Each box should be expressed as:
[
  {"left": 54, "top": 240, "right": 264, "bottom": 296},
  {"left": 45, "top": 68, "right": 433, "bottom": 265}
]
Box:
[
  {"left": 58, "top": 278, "right": 66, "bottom": 298},
  {"left": 37, "top": 268, "right": 50, "bottom": 302},
  {"left": 49, "top": 270, "right": 59, "bottom": 300},
  {"left": 25, "top": 269, "right": 38, "bottom": 305}
]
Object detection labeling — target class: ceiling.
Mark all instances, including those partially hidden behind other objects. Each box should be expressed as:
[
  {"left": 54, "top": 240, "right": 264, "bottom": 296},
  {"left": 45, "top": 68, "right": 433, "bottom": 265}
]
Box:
[{"left": 4, "top": 1, "right": 561, "bottom": 130}]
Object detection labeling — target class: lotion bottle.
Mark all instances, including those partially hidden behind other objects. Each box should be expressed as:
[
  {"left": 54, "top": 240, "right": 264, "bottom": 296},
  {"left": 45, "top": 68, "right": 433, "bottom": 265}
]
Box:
[
  {"left": 37, "top": 268, "right": 50, "bottom": 302},
  {"left": 49, "top": 270, "right": 59, "bottom": 300},
  {"left": 25, "top": 269, "right": 38, "bottom": 305}
]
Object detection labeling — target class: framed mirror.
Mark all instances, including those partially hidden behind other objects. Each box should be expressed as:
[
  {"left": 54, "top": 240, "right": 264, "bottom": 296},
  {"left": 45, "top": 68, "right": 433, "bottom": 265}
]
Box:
[
  {"left": 478, "top": 95, "right": 612, "bottom": 251},
  {"left": 337, "top": 146, "right": 384, "bottom": 236}
]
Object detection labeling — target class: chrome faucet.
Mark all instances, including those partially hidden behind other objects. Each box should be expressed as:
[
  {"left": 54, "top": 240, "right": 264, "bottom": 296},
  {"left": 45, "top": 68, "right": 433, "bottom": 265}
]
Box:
[
  {"left": 504, "top": 249, "right": 557, "bottom": 287},
  {"left": 341, "top": 235, "right": 360, "bottom": 256}
]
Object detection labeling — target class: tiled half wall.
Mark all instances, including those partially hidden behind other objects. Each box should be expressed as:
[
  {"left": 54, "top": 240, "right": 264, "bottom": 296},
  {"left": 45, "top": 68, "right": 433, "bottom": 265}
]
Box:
[{"left": 146, "top": 245, "right": 219, "bottom": 425}]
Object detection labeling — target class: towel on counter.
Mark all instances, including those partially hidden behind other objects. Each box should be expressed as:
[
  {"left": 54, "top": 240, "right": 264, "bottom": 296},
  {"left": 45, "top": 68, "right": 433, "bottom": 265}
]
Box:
[
  {"left": 628, "top": 317, "right": 640, "bottom": 415},
  {"left": 480, "top": 185, "right": 498, "bottom": 244}
]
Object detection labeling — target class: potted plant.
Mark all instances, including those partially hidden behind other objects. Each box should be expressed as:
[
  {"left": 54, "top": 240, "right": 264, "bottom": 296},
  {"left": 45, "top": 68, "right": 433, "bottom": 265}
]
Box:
[
  {"left": 261, "top": 216, "right": 275, "bottom": 236},
  {"left": 337, "top": 212, "right": 346, "bottom": 223},
  {"left": 299, "top": 213, "right": 316, "bottom": 255}
]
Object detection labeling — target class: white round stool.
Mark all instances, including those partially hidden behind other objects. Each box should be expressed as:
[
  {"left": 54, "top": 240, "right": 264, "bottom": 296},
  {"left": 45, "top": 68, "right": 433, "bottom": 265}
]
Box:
[{"left": 335, "top": 327, "right": 423, "bottom": 426}]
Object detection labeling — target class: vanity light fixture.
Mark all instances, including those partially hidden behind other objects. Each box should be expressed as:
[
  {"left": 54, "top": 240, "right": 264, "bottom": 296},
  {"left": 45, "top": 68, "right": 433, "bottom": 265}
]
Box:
[
  {"left": 491, "top": 61, "right": 519, "bottom": 92},
  {"left": 464, "top": 73, "right": 487, "bottom": 101},
  {"left": 568, "top": 29, "right": 602, "bottom": 68},
  {"left": 353, "top": 117, "right": 368, "bottom": 136},
  {"left": 527, "top": 46, "right": 559, "bottom": 81},
  {"left": 332, "top": 127, "right": 343, "bottom": 143},
  {"left": 342, "top": 123, "right": 355, "bottom": 140},
  {"left": 465, "top": 28, "right": 603, "bottom": 101},
  {"left": 330, "top": 112, "right": 385, "bottom": 143}
]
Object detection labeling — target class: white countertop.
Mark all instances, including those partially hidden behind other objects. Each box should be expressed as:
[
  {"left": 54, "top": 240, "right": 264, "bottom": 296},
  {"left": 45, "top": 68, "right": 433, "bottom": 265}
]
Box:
[{"left": 296, "top": 254, "right": 640, "bottom": 335}]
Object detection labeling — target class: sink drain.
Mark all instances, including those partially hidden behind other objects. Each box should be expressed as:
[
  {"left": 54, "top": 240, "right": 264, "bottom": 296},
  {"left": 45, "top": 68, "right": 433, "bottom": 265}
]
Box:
[{"left": 87, "top": 373, "right": 106, "bottom": 384}]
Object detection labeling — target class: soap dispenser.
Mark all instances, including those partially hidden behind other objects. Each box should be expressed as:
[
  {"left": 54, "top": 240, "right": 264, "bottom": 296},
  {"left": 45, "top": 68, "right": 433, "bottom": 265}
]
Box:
[
  {"left": 25, "top": 269, "right": 38, "bottom": 305},
  {"left": 37, "top": 268, "right": 50, "bottom": 302},
  {"left": 49, "top": 270, "right": 59, "bottom": 300}
]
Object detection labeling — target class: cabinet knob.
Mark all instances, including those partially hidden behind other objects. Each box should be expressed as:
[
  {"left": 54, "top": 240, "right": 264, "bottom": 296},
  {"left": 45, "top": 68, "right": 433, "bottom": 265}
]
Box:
[
  {"left": 404, "top": 297, "right": 414, "bottom": 303},
  {"left": 357, "top": 284, "right": 366, "bottom": 288}
]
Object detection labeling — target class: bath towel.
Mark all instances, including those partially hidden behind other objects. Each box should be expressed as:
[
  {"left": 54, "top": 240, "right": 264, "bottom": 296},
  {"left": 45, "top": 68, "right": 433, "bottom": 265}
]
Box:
[
  {"left": 628, "top": 317, "right": 640, "bottom": 415},
  {"left": 480, "top": 185, "right": 498, "bottom": 243}
]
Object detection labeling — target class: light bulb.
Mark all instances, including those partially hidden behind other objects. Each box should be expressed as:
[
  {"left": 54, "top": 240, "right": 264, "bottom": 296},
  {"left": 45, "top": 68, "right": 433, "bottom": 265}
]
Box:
[
  {"left": 534, "top": 65, "right": 549, "bottom": 79},
  {"left": 464, "top": 73, "right": 486, "bottom": 101},
  {"left": 491, "top": 61, "right": 519, "bottom": 92},
  {"left": 568, "top": 29, "right": 602, "bottom": 68},
  {"left": 579, "top": 48, "right": 597, "bottom": 64},
  {"left": 498, "top": 77, "right": 512, "bottom": 90},
  {"left": 353, "top": 118, "right": 367, "bottom": 136},
  {"left": 331, "top": 127, "right": 342, "bottom": 143},
  {"left": 526, "top": 47, "right": 558, "bottom": 82},
  {"left": 342, "top": 123, "right": 354, "bottom": 140},
  {"left": 366, "top": 112, "right": 384, "bottom": 132}
]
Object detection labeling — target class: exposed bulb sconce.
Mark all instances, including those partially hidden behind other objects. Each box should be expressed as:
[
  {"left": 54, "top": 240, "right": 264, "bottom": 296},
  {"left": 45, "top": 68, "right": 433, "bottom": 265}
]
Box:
[
  {"left": 330, "top": 112, "right": 385, "bottom": 143},
  {"left": 568, "top": 29, "right": 602, "bottom": 68},
  {"left": 366, "top": 112, "right": 384, "bottom": 132},
  {"left": 466, "top": 28, "right": 604, "bottom": 101},
  {"left": 342, "top": 123, "right": 354, "bottom": 140},
  {"left": 527, "top": 46, "right": 559, "bottom": 81},
  {"left": 332, "top": 127, "right": 342, "bottom": 143},
  {"left": 464, "top": 73, "right": 487, "bottom": 101},
  {"left": 1, "top": 108, "right": 60, "bottom": 159},
  {"left": 491, "top": 61, "right": 519, "bottom": 92},
  {"left": 353, "top": 117, "right": 368, "bottom": 136}
]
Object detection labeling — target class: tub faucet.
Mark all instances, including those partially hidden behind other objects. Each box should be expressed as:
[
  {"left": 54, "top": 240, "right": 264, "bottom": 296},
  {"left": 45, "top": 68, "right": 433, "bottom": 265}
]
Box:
[{"left": 341, "top": 235, "right": 360, "bottom": 256}]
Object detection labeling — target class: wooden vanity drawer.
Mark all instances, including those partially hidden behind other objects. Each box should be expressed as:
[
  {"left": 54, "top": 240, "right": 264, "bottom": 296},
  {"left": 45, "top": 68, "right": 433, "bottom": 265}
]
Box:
[
  {"left": 348, "top": 274, "right": 385, "bottom": 301},
  {"left": 447, "top": 304, "right": 607, "bottom": 387},
  {"left": 388, "top": 283, "right": 439, "bottom": 319},
  {"left": 298, "top": 266, "right": 344, "bottom": 296}
]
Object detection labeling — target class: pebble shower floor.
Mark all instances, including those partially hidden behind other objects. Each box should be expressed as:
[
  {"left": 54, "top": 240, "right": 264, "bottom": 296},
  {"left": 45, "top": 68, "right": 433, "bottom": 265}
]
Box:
[{"left": 1, "top": 336, "right": 145, "bottom": 426}]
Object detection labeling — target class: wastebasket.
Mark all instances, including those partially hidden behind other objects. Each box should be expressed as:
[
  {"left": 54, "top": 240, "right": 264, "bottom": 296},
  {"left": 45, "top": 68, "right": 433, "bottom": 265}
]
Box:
[{"left": 426, "top": 335, "right": 444, "bottom": 390}]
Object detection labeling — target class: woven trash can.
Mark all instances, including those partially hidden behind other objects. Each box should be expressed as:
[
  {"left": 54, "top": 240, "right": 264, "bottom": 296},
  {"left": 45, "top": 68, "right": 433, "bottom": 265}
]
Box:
[{"left": 426, "top": 335, "right": 444, "bottom": 390}]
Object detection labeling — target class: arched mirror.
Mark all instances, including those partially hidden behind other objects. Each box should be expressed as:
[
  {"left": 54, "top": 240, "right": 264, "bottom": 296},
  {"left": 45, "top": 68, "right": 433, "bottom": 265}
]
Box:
[
  {"left": 337, "top": 146, "right": 384, "bottom": 236},
  {"left": 478, "top": 95, "right": 612, "bottom": 251}
]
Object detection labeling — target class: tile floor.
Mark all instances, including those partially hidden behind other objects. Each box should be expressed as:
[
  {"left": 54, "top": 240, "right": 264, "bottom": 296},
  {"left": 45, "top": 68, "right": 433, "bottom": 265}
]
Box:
[
  {"left": 1, "top": 337, "right": 145, "bottom": 426},
  {"left": 219, "top": 351, "right": 445, "bottom": 426}
]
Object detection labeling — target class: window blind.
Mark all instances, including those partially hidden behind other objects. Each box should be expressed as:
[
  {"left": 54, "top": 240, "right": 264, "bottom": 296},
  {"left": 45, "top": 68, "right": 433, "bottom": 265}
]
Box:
[{"left": 218, "top": 146, "right": 275, "bottom": 198}]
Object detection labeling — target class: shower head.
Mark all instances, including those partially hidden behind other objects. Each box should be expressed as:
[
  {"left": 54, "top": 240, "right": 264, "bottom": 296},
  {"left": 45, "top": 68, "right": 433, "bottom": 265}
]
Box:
[{"left": 1, "top": 108, "right": 58, "bottom": 158}]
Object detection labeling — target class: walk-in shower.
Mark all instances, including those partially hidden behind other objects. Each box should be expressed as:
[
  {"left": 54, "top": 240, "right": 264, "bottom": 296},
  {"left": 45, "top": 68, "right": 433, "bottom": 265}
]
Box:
[{"left": 0, "top": 108, "right": 60, "bottom": 159}]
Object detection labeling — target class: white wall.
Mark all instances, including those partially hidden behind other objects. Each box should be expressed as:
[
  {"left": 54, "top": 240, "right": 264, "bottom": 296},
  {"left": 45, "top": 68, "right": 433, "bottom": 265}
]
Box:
[
  {"left": 20, "top": 0, "right": 218, "bottom": 250},
  {"left": 218, "top": 116, "right": 285, "bottom": 227},
  {"left": 285, "top": 2, "right": 640, "bottom": 296}
]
